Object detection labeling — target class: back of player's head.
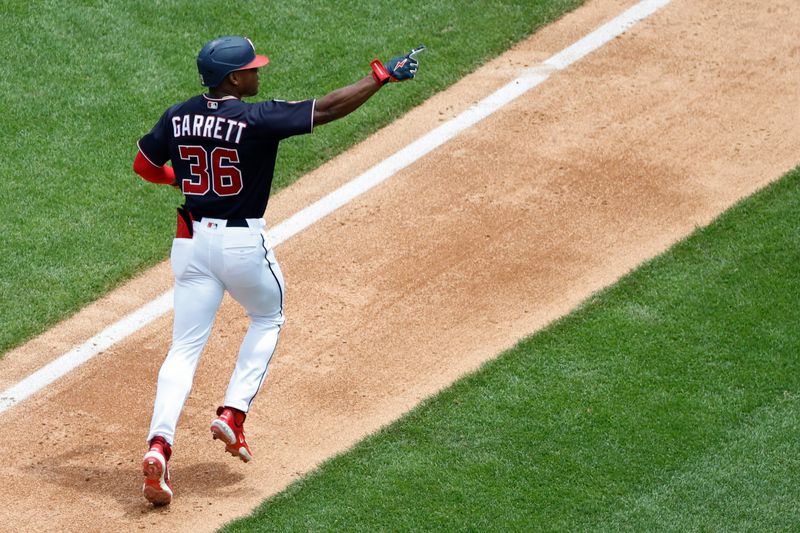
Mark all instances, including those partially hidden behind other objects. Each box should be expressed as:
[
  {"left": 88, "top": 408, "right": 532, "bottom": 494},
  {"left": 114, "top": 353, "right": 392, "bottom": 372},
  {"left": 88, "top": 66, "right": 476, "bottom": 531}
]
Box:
[{"left": 197, "top": 36, "right": 270, "bottom": 88}]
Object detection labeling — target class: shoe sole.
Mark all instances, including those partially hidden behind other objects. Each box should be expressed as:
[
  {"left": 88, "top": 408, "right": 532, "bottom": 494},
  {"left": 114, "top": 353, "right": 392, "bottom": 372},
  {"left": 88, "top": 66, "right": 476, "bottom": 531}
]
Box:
[
  {"left": 142, "top": 452, "right": 172, "bottom": 506},
  {"left": 210, "top": 420, "right": 253, "bottom": 463}
]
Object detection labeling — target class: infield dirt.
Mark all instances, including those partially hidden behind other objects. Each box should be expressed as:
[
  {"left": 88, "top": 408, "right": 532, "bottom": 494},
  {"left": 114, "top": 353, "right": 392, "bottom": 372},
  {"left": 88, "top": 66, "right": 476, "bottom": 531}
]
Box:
[{"left": 1, "top": 0, "right": 798, "bottom": 531}]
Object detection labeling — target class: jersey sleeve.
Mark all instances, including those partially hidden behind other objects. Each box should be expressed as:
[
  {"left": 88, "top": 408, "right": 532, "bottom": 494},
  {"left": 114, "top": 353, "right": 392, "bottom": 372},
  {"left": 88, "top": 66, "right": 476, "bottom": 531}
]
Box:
[
  {"left": 137, "top": 109, "right": 172, "bottom": 167},
  {"left": 250, "top": 99, "right": 315, "bottom": 140}
]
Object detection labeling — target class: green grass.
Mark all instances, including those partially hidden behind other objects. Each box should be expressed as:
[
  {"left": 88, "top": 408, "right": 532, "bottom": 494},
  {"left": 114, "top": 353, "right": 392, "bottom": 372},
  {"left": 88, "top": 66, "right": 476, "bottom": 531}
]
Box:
[
  {"left": 220, "top": 168, "right": 800, "bottom": 531},
  {"left": 0, "top": 0, "right": 583, "bottom": 355},
  {"left": 3, "top": 2, "right": 798, "bottom": 531}
]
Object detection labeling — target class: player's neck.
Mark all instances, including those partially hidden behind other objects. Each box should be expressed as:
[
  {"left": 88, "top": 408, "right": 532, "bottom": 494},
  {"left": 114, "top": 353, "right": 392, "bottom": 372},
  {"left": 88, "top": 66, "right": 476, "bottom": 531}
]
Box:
[{"left": 208, "top": 88, "right": 242, "bottom": 100}]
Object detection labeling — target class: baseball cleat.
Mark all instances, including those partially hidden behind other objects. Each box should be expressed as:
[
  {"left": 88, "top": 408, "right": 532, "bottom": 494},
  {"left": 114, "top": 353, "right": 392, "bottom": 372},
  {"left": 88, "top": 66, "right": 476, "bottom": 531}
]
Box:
[
  {"left": 142, "top": 437, "right": 173, "bottom": 506},
  {"left": 210, "top": 406, "right": 253, "bottom": 462}
]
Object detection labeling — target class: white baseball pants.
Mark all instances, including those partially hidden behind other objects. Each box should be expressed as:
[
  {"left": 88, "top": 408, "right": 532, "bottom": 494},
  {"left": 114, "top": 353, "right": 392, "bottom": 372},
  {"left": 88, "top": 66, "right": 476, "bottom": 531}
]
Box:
[{"left": 147, "top": 217, "right": 285, "bottom": 445}]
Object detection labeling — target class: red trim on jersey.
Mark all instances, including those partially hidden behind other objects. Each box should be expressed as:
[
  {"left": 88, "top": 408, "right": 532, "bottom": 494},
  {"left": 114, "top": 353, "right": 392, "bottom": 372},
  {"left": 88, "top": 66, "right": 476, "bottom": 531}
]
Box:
[{"left": 134, "top": 149, "right": 176, "bottom": 185}]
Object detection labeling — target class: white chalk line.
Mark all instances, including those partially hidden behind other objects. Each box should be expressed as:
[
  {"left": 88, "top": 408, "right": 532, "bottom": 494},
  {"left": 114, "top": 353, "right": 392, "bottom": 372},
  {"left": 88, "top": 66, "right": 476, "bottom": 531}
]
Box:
[{"left": 0, "top": 0, "right": 672, "bottom": 415}]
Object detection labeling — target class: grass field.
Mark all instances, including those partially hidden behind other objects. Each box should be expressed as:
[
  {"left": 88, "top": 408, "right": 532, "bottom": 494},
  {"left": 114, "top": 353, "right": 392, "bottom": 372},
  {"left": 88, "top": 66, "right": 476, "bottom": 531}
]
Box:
[
  {"left": 0, "top": 0, "right": 583, "bottom": 355},
  {"left": 221, "top": 167, "right": 800, "bottom": 531},
  {"left": 3, "top": 1, "right": 798, "bottom": 531}
]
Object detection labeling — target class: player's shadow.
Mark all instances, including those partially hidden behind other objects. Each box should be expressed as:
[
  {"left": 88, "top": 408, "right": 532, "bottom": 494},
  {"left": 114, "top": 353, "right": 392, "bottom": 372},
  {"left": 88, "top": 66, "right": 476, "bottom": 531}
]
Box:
[{"left": 29, "top": 447, "right": 246, "bottom": 516}]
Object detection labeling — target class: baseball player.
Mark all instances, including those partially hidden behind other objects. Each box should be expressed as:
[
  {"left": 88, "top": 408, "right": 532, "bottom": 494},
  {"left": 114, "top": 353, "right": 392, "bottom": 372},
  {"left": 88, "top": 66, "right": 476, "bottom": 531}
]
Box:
[{"left": 134, "top": 36, "right": 424, "bottom": 506}]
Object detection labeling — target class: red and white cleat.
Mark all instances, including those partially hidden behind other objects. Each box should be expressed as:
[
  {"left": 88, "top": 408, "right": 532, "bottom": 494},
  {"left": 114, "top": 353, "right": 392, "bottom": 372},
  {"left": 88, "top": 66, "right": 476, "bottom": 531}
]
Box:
[
  {"left": 210, "top": 406, "right": 253, "bottom": 463},
  {"left": 142, "top": 437, "right": 173, "bottom": 506}
]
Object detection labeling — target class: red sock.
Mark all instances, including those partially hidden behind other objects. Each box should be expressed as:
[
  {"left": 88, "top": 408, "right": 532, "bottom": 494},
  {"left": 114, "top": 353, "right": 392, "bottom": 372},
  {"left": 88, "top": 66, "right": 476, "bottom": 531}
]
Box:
[{"left": 149, "top": 435, "right": 172, "bottom": 461}]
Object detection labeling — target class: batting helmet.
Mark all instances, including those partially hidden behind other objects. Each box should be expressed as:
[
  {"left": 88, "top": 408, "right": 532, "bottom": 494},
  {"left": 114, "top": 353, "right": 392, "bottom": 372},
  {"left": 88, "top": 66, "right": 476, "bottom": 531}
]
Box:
[{"left": 196, "top": 36, "right": 270, "bottom": 87}]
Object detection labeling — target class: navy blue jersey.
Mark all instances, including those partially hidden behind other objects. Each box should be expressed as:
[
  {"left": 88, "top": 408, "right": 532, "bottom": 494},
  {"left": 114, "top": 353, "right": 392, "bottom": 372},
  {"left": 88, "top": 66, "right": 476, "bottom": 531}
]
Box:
[{"left": 138, "top": 94, "right": 314, "bottom": 219}]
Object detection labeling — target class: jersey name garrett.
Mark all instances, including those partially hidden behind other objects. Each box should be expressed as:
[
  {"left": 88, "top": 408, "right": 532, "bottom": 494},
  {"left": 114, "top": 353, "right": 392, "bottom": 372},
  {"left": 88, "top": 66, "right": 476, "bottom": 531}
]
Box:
[{"left": 171, "top": 114, "right": 248, "bottom": 144}]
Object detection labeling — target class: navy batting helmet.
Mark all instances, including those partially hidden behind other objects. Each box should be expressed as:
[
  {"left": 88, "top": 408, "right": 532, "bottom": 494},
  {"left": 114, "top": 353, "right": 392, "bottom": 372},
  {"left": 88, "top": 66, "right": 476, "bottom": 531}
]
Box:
[{"left": 196, "top": 36, "right": 270, "bottom": 87}]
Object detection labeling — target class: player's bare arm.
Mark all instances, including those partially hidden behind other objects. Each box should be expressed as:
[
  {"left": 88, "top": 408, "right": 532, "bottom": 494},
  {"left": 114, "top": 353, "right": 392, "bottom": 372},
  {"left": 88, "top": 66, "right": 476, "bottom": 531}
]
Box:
[
  {"left": 314, "top": 45, "right": 426, "bottom": 127},
  {"left": 313, "top": 76, "right": 381, "bottom": 126}
]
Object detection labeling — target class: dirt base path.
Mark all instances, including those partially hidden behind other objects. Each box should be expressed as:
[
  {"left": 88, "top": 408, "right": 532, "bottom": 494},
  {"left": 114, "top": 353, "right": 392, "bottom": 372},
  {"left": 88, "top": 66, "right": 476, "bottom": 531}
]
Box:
[{"left": 1, "top": 1, "right": 798, "bottom": 531}]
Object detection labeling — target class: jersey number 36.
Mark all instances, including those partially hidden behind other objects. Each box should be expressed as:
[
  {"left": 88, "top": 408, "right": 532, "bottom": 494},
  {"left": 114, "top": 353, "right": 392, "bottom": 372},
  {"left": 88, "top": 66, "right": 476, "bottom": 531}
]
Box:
[{"left": 178, "top": 145, "right": 243, "bottom": 196}]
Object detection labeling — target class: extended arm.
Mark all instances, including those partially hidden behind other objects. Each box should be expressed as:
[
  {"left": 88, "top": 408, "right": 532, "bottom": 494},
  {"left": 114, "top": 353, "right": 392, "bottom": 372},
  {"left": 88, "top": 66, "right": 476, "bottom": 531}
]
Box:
[
  {"left": 313, "top": 76, "right": 381, "bottom": 126},
  {"left": 313, "top": 45, "right": 426, "bottom": 127}
]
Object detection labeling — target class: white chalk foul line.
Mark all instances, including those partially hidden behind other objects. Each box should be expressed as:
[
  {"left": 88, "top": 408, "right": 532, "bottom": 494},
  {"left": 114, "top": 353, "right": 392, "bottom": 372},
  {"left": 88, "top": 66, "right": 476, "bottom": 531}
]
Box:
[{"left": 0, "top": 0, "right": 672, "bottom": 415}]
